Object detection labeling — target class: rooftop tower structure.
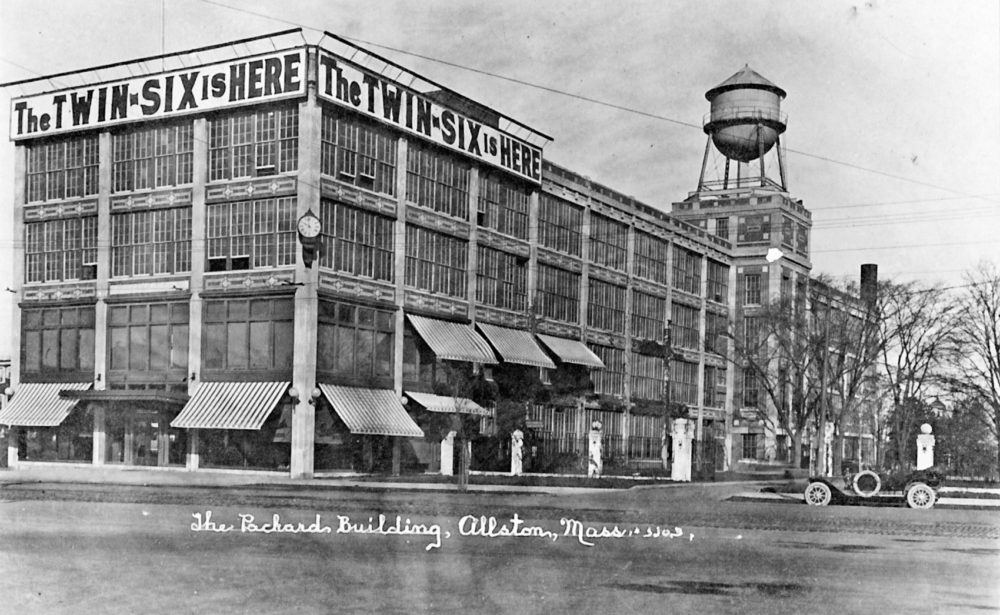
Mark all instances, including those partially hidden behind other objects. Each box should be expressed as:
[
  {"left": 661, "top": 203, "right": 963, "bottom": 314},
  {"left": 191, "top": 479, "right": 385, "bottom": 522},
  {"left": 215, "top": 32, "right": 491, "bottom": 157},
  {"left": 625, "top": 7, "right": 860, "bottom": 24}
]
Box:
[{"left": 698, "top": 65, "right": 788, "bottom": 193}]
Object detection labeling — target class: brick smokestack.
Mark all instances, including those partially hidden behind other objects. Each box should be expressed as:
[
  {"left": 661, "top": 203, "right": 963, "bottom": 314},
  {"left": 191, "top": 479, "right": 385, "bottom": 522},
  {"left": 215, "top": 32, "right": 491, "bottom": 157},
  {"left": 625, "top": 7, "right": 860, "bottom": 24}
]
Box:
[{"left": 860, "top": 264, "right": 878, "bottom": 308}]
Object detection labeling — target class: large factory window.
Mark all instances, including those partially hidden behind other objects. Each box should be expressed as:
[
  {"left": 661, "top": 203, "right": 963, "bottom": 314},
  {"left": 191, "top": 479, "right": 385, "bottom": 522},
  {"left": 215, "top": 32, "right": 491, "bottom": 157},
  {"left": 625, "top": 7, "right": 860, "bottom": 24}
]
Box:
[
  {"left": 317, "top": 301, "right": 394, "bottom": 385},
  {"left": 707, "top": 259, "right": 729, "bottom": 304},
  {"left": 587, "top": 279, "right": 626, "bottom": 334},
  {"left": 589, "top": 213, "right": 627, "bottom": 272},
  {"left": 209, "top": 105, "right": 298, "bottom": 181},
  {"left": 320, "top": 200, "right": 394, "bottom": 281},
  {"left": 201, "top": 297, "right": 294, "bottom": 375},
  {"left": 477, "top": 173, "right": 529, "bottom": 240},
  {"left": 24, "top": 216, "right": 97, "bottom": 283},
  {"left": 108, "top": 303, "right": 188, "bottom": 379},
  {"left": 704, "top": 311, "right": 728, "bottom": 355},
  {"left": 633, "top": 230, "right": 669, "bottom": 284},
  {"left": 670, "top": 360, "right": 699, "bottom": 406},
  {"left": 404, "top": 225, "right": 467, "bottom": 297},
  {"left": 112, "top": 122, "right": 193, "bottom": 192},
  {"left": 406, "top": 142, "right": 470, "bottom": 219},
  {"left": 703, "top": 365, "right": 726, "bottom": 408},
  {"left": 536, "top": 264, "right": 580, "bottom": 324},
  {"left": 476, "top": 245, "right": 527, "bottom": 312},
  {"left": 20, "top": 305, "right": 95, "bottom": 379},
  {"left": 589, "top": 344, "right": 625, "bottom": 397},
  {"left": 672, "top": 246, "right": 702, "bottom": 295},
  {"left": 206, "top": 197, "right": 296, "bottom": 271},
  {"left": 321, "top": 110, "right": 397, "bottom": 196},
  {"left": 111, "top": 208, "right": 191, "bottom": 277},
  {"left": 631, "top": 290, "right": 666, "bottom": 342},
  {"left": 538, "top": 195, "right": 582, "bottom": 257},
  {"left": 630, "top": 352, "right": 664, "bottom": 402},
  {"left": 670, "top": 303, "right": 700, "bottom": 350},
  {"left": 26, "top": 134, "right": 99, "bottom": 203}
]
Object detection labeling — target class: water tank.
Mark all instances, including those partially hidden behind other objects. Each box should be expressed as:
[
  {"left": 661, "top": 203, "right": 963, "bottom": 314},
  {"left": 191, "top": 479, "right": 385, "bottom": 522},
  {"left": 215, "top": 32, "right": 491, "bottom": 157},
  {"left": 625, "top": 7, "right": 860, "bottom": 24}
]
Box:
[{"left": 703, "top": 65, "right": 787, "bottom": 163}]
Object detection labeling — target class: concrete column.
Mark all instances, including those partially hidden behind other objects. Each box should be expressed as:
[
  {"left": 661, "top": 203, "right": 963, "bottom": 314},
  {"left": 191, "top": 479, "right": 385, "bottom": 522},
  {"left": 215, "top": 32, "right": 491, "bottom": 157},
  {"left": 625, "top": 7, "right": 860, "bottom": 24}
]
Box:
[
  {"left": 467, "top": 167, "right": 479, "bottom": 321},
  {"left": 7, "top": 427, "right": 19, "bottom": 468},
  {"left": 696, "top": 256, "right": 708, "bottom": 444},
  {"left": 10, "top": 145, "right": 25, "bottom": 402},
  {"left": 185, "top": 116, "right": 208, "bottom": 467},
  {"left": 92, "top": 406, "right": 105, "bottom": 465},
  {"left": 440, "top": 431, "right": 455, "bottom": 476},
  {"left": 392, "top": 137, "right": 409, "bottom": 398},
  {"left": 392, "top": 137, "right": 410, "bottom": 474},
  {"left": 93, "top": 131, "right": 112, "bottom": 465},
  {"left": 290, "top": 57, "right": 322, "bottom": 480},
  {"left": 186, "top": 430, "right": 200, "bottom": 470},
  {"left": 526, "top": 190, "right": 539, "bottom": 317}
]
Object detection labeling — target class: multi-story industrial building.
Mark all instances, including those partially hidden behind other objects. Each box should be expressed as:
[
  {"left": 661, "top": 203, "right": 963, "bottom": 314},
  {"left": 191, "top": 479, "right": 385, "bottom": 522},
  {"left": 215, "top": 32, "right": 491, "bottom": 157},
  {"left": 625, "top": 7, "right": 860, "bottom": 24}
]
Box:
[{"left": 1, "top": 29, "right": 743, "bottom": 479}]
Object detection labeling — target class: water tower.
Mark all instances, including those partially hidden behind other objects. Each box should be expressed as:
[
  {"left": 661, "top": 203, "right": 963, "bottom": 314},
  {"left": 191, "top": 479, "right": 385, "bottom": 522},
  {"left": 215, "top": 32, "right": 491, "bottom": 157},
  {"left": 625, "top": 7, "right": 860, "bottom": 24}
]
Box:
[{"left": 698, "top": 65, "right": 788, "bottom": 192}]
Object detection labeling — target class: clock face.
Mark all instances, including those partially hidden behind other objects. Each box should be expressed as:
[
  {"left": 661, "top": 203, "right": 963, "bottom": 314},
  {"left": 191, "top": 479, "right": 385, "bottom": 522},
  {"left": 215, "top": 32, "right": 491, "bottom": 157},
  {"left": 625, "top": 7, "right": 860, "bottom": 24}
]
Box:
[{"left": 297, "top": 213, "right": 322, "bottom": 238}]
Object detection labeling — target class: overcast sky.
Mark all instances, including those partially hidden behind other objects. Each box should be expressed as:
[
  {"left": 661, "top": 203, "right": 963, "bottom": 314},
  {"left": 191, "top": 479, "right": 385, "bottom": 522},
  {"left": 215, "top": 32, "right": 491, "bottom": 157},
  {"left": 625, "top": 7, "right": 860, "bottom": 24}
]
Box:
[{"left": 1, "top": 0, "right": 999, "bottom": 360}]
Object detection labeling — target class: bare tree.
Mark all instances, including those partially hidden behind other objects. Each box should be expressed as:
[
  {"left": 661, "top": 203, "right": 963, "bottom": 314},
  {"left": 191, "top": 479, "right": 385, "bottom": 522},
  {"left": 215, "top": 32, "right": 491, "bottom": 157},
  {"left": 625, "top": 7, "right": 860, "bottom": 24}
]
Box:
[
  {"left": 877, "top": 281, "right": 958, "bottom": 471},
  {"left": 942, "top": 261, "right": 1000, "bottom": 477},
  {"left": 728, "top": 295, "right": 817, "bottom": 468},
  {"left": 819, "top": 282, "right": 883, "bottom": 475}
]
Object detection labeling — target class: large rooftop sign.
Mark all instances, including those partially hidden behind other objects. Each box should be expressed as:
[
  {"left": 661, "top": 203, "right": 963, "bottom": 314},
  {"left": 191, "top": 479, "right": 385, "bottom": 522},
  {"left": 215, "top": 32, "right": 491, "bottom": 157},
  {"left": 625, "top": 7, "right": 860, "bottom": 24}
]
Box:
[
  {"left": 318, "top": 49, "right": 543, "bottom": 184},
  {"left": 9, "top": 49, "right": 306, "bottom": 140}
]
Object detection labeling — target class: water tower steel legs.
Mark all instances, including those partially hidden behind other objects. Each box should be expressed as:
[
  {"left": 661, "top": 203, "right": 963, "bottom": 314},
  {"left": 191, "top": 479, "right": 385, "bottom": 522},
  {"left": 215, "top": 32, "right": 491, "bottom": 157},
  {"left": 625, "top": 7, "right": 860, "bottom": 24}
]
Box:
[
  {"left": 776, "top": 135, "right": 787, "bottom": 190},
  {"left": 698, "top": 137, "right": 712, "bottom": 192}
]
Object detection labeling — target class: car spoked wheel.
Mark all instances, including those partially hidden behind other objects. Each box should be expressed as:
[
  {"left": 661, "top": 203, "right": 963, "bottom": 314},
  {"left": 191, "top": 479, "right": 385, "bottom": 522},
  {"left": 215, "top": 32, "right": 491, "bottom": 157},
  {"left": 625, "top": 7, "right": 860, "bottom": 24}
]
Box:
[
  {"left": 804, "top": 481, "right": 832, "bottom": 506},
  {"left": 906, "top": 482, "right": 936, "bottom": 509},
  {"left": 852, "top": 469, "right": 882, "bottom": 498}
]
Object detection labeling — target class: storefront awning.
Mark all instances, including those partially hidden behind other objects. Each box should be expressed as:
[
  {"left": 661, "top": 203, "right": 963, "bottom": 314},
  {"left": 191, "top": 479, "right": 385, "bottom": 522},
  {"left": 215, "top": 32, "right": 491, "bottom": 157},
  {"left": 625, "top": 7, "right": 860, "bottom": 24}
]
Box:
[
  {"left": 171, "top": 381, "right": 288, "bottom": 430},
  {"left": 0, "top": 382, "right": 91, "bottom": 427},
  {"left": 476, "top": 322, "right": 556, "bottom": 369},
  {"left": 407, "top": 314, "right": 497, "bottom": 364},
  {"left": 405, "top": 391, "right": 491, "bottom": 416},
  {"left": 536, "top": 334, "right": 606, "bottom": 369},
  {"left": 318, "top": 384, "right": 424, "bottom": 437}
]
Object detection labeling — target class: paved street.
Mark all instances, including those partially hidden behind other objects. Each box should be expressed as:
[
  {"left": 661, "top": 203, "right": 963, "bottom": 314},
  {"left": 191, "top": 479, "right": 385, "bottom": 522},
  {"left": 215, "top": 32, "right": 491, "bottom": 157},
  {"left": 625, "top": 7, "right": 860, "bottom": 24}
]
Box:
[{"left": 1, "top": 470, "right": 998, "bottom": 614}]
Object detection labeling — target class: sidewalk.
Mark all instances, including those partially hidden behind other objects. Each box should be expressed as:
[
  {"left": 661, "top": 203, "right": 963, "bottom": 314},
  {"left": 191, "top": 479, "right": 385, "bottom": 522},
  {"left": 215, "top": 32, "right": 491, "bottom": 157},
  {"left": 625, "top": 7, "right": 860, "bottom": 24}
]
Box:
[{"left": 0, "top": 461, "right": 766, "bottom": 498}]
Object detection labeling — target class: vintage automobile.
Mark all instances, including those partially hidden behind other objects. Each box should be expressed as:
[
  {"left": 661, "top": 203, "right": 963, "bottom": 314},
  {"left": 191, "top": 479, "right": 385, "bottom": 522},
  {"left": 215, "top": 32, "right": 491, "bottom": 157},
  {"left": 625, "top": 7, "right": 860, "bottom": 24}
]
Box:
[{"left": 803, "top": 467, "right": 944, "bottom": 509}]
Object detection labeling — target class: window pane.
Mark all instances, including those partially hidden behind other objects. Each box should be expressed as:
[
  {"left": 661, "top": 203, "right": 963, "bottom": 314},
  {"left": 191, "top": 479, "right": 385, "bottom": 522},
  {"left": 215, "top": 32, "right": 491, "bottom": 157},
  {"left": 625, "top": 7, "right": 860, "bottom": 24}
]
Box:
[
  {"left": 203, "top": 323, "right": 226, "bottom": 369},
  {"left": 171, "top": 325, "right": 189, "bottom": 369},
  {"left": 317, "top": 322, "right": 336, "bottom": 373},
  {"left": 110, "top": 328, "right": 128, "bottom": 370},
  {"left": 23, "top": 330, "right": 41, "bottom": 372},
  {"left": 273, "top": 321, "right": 294, "bottom": 369},
  {"left": 78, "top": 328, "right": 94, "bottom": 370},
  {"left": 249, "top": 321, "right": 271, "bottom": 369},
  {"left": 227, "top": 322, "right": 248, "bottom": 369},
  {"left": 129, "top": 326, "right": 148, "bottom": 370},
  {"left": 42, "top": 329, "right": 59, "bottom": 369},
  {"left": 149, "top": 325, "right": 169, "bottom": 369},
  {"left": 60, "top": 329, "right": 78, "bottom": 370}
]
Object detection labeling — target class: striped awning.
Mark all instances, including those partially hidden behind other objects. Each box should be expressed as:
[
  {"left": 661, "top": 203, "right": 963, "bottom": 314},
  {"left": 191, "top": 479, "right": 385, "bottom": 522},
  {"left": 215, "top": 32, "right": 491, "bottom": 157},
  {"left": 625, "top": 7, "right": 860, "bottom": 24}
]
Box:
[
  {"left": 476, "top": 322, "right": 556, "bottom": 369},
  {"left": 0, "top": 382, "right": 91, "bottom": 427},
  {"left": 318, "top": 384, "right": 424, "bottom": 437},
  {"left": 407, "top": 314, "right": 497, "bottom": 364},
  {"left": 171, "top": 381, "right": 288, "bottom": 430},
  {"left": 536, "top": 334, "right": 606, "bottom": 369},
  {"left": 405, "top": 391, "right": 491, "bottom": 416}
]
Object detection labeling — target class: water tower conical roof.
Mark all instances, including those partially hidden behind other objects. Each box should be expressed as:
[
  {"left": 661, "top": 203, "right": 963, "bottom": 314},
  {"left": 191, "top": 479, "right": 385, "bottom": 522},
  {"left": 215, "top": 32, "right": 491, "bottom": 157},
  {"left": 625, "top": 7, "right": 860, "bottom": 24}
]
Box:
[{"left": 706, "top": 64, "right": 786, "bottom": 100}]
